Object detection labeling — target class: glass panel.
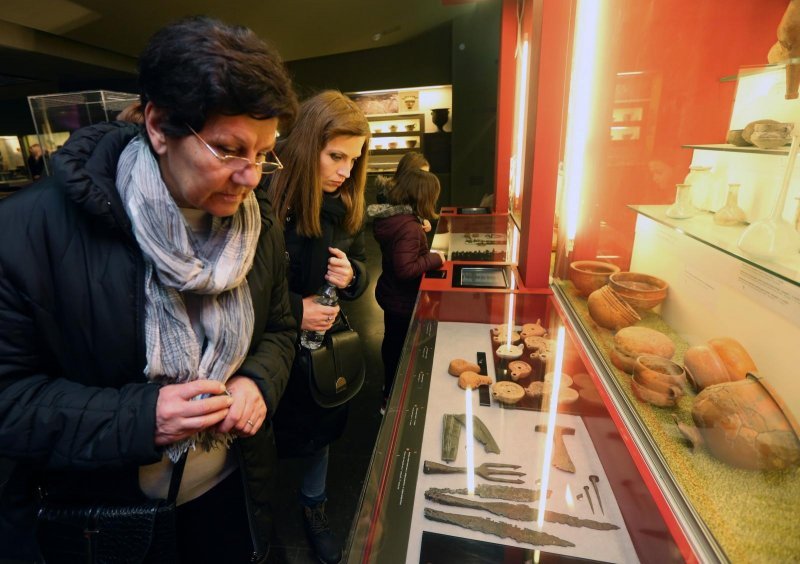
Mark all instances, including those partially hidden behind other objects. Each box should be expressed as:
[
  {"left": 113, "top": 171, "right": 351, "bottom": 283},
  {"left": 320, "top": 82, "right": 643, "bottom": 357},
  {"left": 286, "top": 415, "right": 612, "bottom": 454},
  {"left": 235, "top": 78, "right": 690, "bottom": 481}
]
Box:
[
  {"left": 551, "top": 2, "right": 800, "bottom": 561},
  {"left": 432, "top": 213, "right": 520, "bottom": 263},
  {"left": 348, "top": 290, "right": 680, "bottom": 563}
]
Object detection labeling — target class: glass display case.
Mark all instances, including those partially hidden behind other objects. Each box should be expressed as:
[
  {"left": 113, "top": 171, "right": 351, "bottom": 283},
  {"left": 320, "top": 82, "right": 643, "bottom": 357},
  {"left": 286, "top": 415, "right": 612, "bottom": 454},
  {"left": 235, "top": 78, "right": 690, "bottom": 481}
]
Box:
[
  {"left": 27, "top": 90, "right": 137, "bottom": 176},
  {"left": 548, "top": 2, "right": 800, "bottom": 562},
  {"left": 347, "top": 289, "right": 683, "bottom": 563},
  {"left": 430, "top": 213, "right": 521, "bottom": 264}
]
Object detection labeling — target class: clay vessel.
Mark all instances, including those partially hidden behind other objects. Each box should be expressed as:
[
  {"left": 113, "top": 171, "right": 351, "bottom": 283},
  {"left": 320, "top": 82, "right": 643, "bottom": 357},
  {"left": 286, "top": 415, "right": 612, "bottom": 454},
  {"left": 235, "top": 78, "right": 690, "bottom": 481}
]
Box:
[
  {"left": 684, "top": 344, "right": 731, "bottom": 391},
  {"left": 608, "top": 272, "right": 668, "bottom": 310},
  {"left": 690, "top": 376, "right": 800, "bottom": 470},
  {"left": 586, "top": 285, "right": 641, "bottom": 330},
  {"left": 569, "top": 260, "right": 621, "bottom": 297},
  {"left": 632, "top": 355, "right": 685, "bottom": 407},
  {"left": 708, "top": 337, "right": 758, "bottom": 380},
  {"left": 749, "top": 123, "right": 793, "bottom": 149}
]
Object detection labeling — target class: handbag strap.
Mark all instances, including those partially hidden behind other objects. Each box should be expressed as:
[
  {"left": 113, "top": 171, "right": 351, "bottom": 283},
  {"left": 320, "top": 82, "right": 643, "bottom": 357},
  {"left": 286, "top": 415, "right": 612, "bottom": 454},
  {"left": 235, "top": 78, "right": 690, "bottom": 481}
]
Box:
[{"left": 167, "top": 453, "right": 188, "bottom": 503}]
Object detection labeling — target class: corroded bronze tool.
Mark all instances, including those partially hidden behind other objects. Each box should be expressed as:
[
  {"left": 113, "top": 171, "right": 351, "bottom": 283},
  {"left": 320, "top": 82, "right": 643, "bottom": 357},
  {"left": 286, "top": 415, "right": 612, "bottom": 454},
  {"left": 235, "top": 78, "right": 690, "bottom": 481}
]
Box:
[
  {"left": 425, "top": 485, "right": 549, "bottom": 503},
  {"left": 589, "top": 474, "right": 604, "bottom": 515},
  {"left": 424, "top": 508, "right": 574, "bottom": 547},
  {"left": 424, "top": 489, "right": 619, "bottom": 530},
  {"left": 423, "top": 460, "right": 525, "bottom": 484}
]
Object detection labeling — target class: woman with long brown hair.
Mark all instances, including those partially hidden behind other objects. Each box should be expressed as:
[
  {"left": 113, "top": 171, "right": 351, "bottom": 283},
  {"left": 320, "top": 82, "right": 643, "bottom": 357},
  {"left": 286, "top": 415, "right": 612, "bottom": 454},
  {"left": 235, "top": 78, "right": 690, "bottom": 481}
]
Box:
[{"left": 267, "top": 90, "right": 370, "bottom": 564}]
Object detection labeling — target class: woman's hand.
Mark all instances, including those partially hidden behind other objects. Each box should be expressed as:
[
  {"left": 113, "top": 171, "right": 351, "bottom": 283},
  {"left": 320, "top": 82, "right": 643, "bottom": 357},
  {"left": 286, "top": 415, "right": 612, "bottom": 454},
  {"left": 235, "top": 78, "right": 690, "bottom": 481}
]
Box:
[
  {"left": 215, "top": 375, "right": 267, "bottom": 437},
  {"left": 325, "top": 246, "right": 354, "bottom": 289},
  {"left": 154, "top": 380, "right": 233, "bottom": 446},
  {"left": 422, "top": 219, "right": 432, "bottom": 233},
  {"left": 301, "top": 296, "right": 340, "bottom": 331}
]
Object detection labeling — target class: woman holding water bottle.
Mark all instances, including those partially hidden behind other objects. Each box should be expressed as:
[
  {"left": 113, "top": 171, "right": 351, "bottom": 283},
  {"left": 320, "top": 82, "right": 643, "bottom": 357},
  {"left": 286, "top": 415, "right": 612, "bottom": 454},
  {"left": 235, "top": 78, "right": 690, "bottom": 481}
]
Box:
[{"left": 266, "top": 90, "right": 370, "bottom": 564}]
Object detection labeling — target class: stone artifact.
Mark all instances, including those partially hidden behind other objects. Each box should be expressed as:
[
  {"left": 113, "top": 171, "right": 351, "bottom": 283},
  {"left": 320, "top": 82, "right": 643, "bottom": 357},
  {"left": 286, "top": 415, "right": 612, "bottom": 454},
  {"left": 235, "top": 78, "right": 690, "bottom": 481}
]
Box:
[
  {"left": 742, "top": 119, "right": 781, "bottom": 144},
  {"left": 726, "top": 129, "right": 749, "bottom": 147},
  {"left": 423, "top": 460, "right": 525, "bottom": 483},
  {"left": 767, "top": 0, "right": 800, "bottom": 99},
  {"left": 750, "top": 122, "right": 793, "bottom": 149},
  {"left": 453, "top": 414, "right": 501, "bottom": 454},
  {"left": 491, "top": 381, "right": 526, "bottom": 404},
  {"left": 424, "top": 490, "right": 619, "bottom": 530},
  {"left": 535, "top": 424, "right": 576, "bottom": 473},
  {"left": 448, "top": 358, "right": 481, "bottom": 376},
  {"left": 508, "top": 360, "right": 533, "bottom": 381},
  {"left": 424, "top": 508, "right": 575, "bottom": 548},
  {"left": 587, "top": 285, "right": 641, "bottom": 330},
  {"left": 458, "top": 371, "right": 493, "bottom": 390},
  {"left": 425, "top": 485, "right": 549, "bottom": 503},
  {"left": 610, "top": 326, "right": 675, "bottom": 374},
  {"left": 677, "top": 375, "right": 800, "bottom": 470},
  {"left": 569, "top": 260, "right": 621, "bottom": 297}
]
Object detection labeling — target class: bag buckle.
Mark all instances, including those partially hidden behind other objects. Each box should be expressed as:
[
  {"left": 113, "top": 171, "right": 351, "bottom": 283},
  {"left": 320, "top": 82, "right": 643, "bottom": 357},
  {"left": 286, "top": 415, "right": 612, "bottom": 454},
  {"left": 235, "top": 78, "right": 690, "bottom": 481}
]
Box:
[{"left": 335, "top": 376, "right": 347, "bottom": 393}]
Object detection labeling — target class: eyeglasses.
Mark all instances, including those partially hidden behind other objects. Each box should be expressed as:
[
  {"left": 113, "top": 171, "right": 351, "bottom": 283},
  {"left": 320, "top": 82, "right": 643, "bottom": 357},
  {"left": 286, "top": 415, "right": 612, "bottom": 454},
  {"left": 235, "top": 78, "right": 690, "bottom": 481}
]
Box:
[{"left": 186, "top": 124, "right": 283, "bottom": 175}]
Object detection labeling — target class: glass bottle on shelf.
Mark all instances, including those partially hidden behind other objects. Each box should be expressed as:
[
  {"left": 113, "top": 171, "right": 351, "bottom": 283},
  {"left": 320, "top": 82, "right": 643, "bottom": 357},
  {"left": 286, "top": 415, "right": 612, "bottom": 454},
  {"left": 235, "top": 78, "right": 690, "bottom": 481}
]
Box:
[
  {"left": 683, "top": 165, "right": 713, "bottom": 211},
  {"left": 299, "top": 282, "right": 338, "bottom": 350},
  {"left": 666, "top": 183, "right": 699, "bottom": 219},
  {"left": 713, "top": 183, "right": 748, "bottom": 226}
]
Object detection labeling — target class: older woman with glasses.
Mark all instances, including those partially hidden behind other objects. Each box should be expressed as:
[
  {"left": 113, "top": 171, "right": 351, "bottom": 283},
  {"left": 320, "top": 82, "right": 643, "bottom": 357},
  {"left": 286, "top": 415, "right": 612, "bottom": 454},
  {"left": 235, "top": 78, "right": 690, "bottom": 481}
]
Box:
[{"left": 0, "top": 16, "right": 298, "bottom": 563}]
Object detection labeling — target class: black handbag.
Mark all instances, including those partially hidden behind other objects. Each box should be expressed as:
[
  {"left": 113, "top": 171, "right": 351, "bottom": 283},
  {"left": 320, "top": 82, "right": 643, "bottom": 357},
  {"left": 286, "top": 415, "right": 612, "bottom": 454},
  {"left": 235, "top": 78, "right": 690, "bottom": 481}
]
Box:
[
  {"left": 303, "top": 312, "right": 365, "bottom": 408},
  {"left": 36, "top": 454, "right": 187, "bottom": 564}
]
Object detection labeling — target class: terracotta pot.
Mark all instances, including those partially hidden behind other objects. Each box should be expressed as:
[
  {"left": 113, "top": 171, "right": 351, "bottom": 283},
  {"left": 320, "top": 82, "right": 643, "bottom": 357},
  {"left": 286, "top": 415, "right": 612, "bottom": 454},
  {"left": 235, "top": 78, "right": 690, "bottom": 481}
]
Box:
[
  {"left": 569, "top": 260, "right": 620, "bottom": 297},
  {"left": 608, "top": 272, "right": 668, "bottom": 310},
  {"left": 684, "top": 344, "right": 731, "bottom": 391},
  {"left": 587, "top": 286, "right": 641, "bottom": 330},
  {"left": 692, "top": 376, "right": 800, "bottom": 470},
  {"left": 633, "top": 355, "right": 686, "bottom": 406},
  {"left": 708, "top": 337, "right": 758, "bottom": 381}
]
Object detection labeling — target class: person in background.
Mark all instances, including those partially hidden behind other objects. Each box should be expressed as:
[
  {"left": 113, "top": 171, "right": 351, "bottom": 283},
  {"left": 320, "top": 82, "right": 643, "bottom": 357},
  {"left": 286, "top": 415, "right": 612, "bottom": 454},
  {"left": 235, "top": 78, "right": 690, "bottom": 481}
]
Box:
[
  {"left": 266, "top": 90, "right": 370, "bottom": 564},
  {"left": 0, "top": 16, "right": 298, "bottom": 563},
  {"left": 375, "top": 152, "right": 432, "bottom": 229},
  {"left": 368, "top": 169, "right": 444, "bottom": 413},
  {"left": 26, "top": 143, "right": 44, "bottom": 180}
]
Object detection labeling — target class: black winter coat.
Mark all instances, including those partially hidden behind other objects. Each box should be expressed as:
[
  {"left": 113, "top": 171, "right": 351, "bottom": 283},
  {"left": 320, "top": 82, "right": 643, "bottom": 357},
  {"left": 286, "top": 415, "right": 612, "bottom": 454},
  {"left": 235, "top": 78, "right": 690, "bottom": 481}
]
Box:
[
  {"left": 0, "top": 122, "right": 296, "bottom": 561},
  {"left": 369, "top": 204, "right": 443, "bottom": 317},
  {"left": 272, "top": 193, "right": 369, "bottom": 457}
]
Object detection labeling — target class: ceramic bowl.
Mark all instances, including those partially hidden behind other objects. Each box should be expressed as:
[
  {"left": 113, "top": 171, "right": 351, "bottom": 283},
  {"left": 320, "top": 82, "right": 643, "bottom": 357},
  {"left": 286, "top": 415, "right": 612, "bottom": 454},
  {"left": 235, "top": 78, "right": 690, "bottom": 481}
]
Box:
[
  {"left": 609, "top": 271, "right": 668, "bottom": 310},
  {"left": 586, "top": 286, "right": 641, "bottom": 330},
  {"left": 406, "top": 140, "right": 417, "bottom": 148},
  {"left": 388, "top": 142, "right": 398, "bottom": 149},
  {"left": 569, "top": 260, "right": 621, "bottom": 297},
  {"left": 405, "top": 124, "right": 415, "bottom": 131}
]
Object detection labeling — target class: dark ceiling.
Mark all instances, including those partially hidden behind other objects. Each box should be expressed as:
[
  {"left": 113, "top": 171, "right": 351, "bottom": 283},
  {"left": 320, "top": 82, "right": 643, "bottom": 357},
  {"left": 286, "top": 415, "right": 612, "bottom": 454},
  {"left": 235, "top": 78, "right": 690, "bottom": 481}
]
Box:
[{"left": 0, "top": 0, "right": 478, "bottom": 99}]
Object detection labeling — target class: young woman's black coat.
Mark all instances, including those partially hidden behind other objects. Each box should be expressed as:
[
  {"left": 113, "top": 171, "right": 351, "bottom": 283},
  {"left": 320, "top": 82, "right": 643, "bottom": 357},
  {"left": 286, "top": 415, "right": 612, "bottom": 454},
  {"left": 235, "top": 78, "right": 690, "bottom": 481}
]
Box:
[{"left": 271, "top": 193, "right": 368, "bottom": 457}]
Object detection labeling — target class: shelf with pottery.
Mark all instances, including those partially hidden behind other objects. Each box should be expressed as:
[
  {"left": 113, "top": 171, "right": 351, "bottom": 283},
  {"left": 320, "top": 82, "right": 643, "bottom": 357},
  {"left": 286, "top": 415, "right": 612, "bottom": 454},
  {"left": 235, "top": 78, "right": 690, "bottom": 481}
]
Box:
[
  {"left": 628, "top": 204, "right": 800, "bottom": 286},
  {"left": 682, "top": 143, "right": 791, "bottom": 156}
]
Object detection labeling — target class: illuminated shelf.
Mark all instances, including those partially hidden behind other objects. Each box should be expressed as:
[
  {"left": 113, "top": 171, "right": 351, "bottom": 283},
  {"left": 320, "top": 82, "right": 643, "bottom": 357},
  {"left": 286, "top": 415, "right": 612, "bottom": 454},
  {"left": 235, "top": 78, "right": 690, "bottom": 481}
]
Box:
[
  {"left": 629, "top": 204, "right": 800, "bottom": 286},
  {"left": 682, "top": 143, "right": 790, "bottom": 156}
]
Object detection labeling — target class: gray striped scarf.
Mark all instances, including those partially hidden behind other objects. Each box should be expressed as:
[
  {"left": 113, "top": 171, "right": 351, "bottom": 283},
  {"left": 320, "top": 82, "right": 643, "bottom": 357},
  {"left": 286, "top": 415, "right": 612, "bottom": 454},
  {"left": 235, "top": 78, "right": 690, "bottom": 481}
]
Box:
[{"left": 116, "top": 135, "right": 259, "bottom": 460}]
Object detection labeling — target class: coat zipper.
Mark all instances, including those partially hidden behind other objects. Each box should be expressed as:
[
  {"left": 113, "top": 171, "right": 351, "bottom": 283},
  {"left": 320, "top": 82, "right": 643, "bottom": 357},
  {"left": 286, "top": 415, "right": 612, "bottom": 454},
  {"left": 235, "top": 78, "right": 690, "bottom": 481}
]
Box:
[{"left": 236, "top": 443, "right": 264, "bottom": 562}]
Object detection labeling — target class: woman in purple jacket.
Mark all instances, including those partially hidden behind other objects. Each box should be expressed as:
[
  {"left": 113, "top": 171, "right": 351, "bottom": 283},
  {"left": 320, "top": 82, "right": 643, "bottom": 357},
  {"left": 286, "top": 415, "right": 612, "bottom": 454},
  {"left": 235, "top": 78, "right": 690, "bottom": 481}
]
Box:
[{"left": 368, "top": 169, "right": 444, "bottom": 412}]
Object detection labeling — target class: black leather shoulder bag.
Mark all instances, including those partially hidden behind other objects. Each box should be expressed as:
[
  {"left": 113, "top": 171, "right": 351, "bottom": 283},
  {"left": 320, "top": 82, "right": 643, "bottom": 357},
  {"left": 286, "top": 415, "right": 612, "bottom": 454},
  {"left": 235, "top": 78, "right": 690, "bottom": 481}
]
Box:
[{"left": 36, "top": 454, "right": 187, "bottom": 564}]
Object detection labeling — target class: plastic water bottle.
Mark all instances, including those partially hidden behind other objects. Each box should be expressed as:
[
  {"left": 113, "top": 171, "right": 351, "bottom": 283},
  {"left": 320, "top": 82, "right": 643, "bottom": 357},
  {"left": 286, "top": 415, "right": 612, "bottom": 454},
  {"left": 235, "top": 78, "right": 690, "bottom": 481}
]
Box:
[{"left": 300, "top": 282, "right": 339, "bottom": 350}]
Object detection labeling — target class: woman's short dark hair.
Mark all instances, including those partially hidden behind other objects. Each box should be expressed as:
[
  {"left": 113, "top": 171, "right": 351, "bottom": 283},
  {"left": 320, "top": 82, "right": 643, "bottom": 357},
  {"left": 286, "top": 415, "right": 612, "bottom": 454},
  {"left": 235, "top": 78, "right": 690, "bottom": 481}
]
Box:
[{"left": 138, "top": 16, "right": 298, "bottom": 136}]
